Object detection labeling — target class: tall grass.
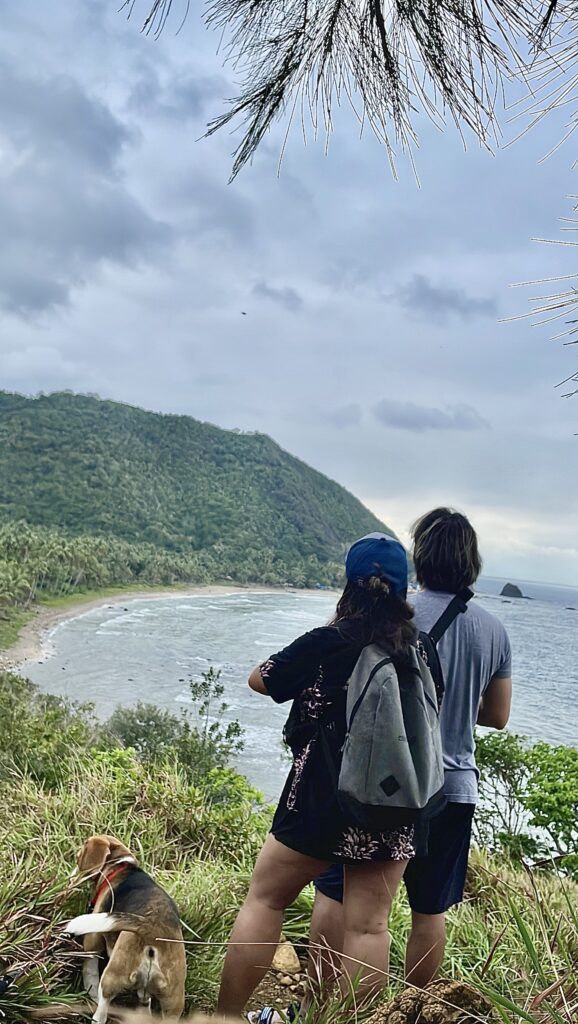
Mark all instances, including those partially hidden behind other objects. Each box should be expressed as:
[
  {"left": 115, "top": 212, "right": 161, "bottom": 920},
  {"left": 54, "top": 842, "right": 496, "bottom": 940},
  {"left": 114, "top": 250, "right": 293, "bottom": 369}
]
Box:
[
  {"left": 1, "top": 749, "right": 576, "bottom": 1022},
  {"left": 0, "top": 752, "right": 270, "bottom": 1018},
  {"left": 0, "top": 701, "right": 576, "bottom": 1024}
]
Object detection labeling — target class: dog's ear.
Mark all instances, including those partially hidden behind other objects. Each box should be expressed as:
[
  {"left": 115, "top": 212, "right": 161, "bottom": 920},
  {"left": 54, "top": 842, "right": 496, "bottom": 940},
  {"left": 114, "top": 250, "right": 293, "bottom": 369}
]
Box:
[
  {"left": 102, "top": 834, "right": 137, "bottom": 864},
  {"left": 75, "top": 836, "right": 113, "bottom": 876}
]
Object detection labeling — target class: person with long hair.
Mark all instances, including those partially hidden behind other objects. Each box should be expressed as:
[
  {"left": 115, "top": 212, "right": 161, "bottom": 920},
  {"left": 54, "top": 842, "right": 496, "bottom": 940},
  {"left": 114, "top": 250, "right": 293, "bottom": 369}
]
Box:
[
  {"left": 216, "top": 534, "right": 424, "bottom": 1019},
  {"left": 310, "top": 508, "right": 513, "bottom": 995}
]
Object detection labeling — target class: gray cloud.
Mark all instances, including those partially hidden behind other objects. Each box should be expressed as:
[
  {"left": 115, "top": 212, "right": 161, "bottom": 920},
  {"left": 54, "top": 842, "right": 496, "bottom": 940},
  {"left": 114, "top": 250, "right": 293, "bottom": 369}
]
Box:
[
  {"left": 373, "top": 400, "right": 490, "bottom": 433},
  {"left": 325, "top": 404, "right": 362, "bottom": 428},
  {"left": 196, "top": 372, "right": 232, "bottom": 388},
  {"left": 0, "top": 0, "right": 576, "bottom": 584},
  {"left": 128, "top": 67, "right": 226, "bottom": 121},
  {"left": 169, "top": 173, "right": 256, "bottom": 245},
  {"left": 253, "top": 281, "right": 304, "bottom": 312},
  {"left": 0, "top": 62, "right": 169, "bottom": 315},
  {"left": 0, "top": 270, "right": 69, "bottom": 316},
  {"left": 0, "top": 63, "right": 130, "bottom": 174},
  {"left": 392, "top": 274, "right": 497, "bottom": 323}
]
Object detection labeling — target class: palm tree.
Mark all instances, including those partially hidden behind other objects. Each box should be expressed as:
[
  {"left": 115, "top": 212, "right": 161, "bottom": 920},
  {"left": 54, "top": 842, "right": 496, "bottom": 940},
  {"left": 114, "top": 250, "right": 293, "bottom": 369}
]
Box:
[{"left": 129, "top": 2, "right": 564, "bottom": 177}]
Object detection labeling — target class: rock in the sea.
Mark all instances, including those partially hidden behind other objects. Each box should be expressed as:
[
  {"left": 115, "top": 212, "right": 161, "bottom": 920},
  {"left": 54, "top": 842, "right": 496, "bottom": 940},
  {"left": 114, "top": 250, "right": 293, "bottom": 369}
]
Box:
[
  {"left": 271, "top": 941, "right": 301, "bottom": 975},
  {"left": 500, "top": 582, "right": 524, "bottom": 598}
]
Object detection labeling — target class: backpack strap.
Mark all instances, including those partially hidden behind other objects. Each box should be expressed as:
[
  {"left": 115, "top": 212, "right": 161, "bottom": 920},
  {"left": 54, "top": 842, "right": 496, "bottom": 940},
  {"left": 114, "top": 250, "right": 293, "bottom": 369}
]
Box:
[
  {"left": 347, "top": 655, "right": 392, "bottom": 733},
  {"left": 427, "top": 587, "right": 474, "bottom": 646}
]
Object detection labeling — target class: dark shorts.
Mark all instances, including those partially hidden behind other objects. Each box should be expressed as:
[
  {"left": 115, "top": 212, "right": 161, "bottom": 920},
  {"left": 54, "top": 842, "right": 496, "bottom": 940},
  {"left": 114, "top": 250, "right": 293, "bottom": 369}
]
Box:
[{"left": 314, "top": 802, "right": 476, "bottom": 915}]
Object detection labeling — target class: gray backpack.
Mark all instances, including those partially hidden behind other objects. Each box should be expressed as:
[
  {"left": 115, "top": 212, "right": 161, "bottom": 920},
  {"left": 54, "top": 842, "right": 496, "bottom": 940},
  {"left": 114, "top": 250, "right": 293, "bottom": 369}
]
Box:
[
  {"left": 335, "top": 646, "right": 444, "bottom": 829},
  {"left": 322, "top": 590, "right": 473, "bottom": 830}
]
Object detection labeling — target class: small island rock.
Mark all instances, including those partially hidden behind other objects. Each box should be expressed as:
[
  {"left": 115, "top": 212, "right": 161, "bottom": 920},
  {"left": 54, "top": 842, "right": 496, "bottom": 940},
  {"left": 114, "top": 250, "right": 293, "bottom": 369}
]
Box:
[{"left": 500, "top": 582, "right": 524, "bottom": 598}]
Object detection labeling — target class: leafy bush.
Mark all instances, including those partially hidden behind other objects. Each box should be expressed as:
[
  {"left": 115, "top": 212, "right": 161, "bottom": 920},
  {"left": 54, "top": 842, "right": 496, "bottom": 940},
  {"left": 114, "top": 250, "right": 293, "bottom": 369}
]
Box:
[
  {"left": 0, "top": 671, "right": 96, "bottom": 786},
  {"left": 475, "top": 731, "right": 578, "bottom": 876},
  {"left": 103, "top": 667, "right": 245, "bottom": 785},
  {"left": 187, "top": 666, "right": 244, "bottom": 765},
  {"left": 524, "top": 741, "right": 578, "bottom": 875},
  {"left": 202, "top": 766, "right": 265, "bottom": 807},
  {"left": 104, "top": 702, "right": 187, "bottom": 760}
]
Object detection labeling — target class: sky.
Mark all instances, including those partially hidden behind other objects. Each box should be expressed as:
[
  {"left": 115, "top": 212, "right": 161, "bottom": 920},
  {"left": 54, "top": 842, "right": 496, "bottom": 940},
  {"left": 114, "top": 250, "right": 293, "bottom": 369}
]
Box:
[{"left": 1, "top": 1, "right": 577, "bottom": 586}]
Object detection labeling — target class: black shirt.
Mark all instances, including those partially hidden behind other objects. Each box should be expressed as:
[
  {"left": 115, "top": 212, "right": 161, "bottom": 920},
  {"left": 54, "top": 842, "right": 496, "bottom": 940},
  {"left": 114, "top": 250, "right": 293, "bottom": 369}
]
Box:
[{"left": 261, "top": 623, "right": 422, "bottom": 863}]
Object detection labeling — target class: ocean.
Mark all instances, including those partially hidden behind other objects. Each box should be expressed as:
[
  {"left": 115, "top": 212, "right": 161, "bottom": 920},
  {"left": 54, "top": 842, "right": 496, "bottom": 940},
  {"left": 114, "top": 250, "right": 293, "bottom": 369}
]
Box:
[{"left": 22, "top": 578, "right": 578, "bottom": 801}]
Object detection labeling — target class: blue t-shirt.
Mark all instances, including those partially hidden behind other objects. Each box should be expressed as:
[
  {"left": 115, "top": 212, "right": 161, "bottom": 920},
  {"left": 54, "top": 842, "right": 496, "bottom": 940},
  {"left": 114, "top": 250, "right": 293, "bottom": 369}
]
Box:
[{"left": 411, "top": 590, "right": 512, "bottom": 804}]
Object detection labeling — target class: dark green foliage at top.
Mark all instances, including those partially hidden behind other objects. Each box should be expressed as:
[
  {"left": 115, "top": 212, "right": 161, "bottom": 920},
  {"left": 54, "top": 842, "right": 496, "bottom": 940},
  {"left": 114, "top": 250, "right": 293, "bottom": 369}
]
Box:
[{"left": 0, "top": 391, "right": 393, "bottom": 565}]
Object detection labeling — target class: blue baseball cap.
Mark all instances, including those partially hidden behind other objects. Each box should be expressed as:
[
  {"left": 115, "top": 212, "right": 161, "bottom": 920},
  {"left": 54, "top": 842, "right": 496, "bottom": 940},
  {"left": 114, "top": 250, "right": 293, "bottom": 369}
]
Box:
[{"left": 345, "top": 532, "right": 408, "bottom": 594}]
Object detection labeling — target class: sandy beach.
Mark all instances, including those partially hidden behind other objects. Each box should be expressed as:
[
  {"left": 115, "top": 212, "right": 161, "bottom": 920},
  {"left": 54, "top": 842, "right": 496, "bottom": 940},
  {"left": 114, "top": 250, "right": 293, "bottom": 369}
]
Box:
[{"left": 0, "top": 583, "right": 338, "bottom": 673}]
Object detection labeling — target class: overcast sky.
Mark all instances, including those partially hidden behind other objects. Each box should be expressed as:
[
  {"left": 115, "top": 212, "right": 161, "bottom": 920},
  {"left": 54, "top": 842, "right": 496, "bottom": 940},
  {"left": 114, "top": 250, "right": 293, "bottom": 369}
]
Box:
[{"left": 1, "top": 1, "right": 577, "bottom": 586}]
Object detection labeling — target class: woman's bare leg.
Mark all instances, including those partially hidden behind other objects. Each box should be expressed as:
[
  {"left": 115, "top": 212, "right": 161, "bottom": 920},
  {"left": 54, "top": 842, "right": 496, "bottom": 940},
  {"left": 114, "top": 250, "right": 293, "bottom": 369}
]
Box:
[
  {"left": 307, "top": 890, "right": 345, "bottom": 1002},
  {"left": 341, "top": 859, "right": 408, "bottom": 1001},
  {"left": 217, "top": 835, "right": 328, "bottom": 1018}
]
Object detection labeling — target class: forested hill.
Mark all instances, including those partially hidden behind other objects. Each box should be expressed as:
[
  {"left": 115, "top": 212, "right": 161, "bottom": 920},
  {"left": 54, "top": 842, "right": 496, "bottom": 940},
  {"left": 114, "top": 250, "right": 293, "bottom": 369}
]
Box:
[{"left": 0, "top": 391, "right": 394, "bottom": 576}]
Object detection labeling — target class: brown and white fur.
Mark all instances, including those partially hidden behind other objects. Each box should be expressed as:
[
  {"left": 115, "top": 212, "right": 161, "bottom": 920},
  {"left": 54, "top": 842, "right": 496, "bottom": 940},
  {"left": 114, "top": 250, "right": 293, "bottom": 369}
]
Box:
[{"left": 63, "top": 835, "right": 186, "bottom": 1023}]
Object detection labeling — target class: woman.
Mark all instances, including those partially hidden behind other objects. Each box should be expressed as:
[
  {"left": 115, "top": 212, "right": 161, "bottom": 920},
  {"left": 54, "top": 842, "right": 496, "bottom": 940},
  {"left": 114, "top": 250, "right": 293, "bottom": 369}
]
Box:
[{"left": 217, "top": 534, "right": 423, "bottom": 1019}]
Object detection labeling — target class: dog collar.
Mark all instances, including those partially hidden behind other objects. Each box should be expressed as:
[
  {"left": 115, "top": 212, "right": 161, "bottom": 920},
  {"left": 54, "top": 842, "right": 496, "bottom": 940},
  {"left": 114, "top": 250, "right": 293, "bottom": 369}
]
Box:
[{"left": 90, "top": 860, "right": 136, "bottom": 908}]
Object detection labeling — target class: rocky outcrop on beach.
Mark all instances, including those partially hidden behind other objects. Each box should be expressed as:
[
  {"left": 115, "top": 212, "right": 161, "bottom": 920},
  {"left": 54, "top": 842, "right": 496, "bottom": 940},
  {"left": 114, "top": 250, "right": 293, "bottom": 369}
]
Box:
[{"left": 500, "top": 583, "right": 525, "bottom": 598}]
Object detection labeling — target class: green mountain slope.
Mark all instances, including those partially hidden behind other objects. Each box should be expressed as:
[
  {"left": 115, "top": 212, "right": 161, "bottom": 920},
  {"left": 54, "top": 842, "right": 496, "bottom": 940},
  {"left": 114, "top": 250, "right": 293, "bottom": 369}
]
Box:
[{"left": 0, "top": 392, "right": 394, "bottom": 571}]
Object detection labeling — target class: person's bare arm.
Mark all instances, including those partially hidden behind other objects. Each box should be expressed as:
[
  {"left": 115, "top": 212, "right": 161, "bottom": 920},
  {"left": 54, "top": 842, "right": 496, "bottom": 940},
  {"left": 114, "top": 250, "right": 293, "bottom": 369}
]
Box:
[
  {"left": 248, "top": 666, "right": 270, "bottom": 695},
  {"left": 477, "top": 675, "right": 512, "bottom": 729}
]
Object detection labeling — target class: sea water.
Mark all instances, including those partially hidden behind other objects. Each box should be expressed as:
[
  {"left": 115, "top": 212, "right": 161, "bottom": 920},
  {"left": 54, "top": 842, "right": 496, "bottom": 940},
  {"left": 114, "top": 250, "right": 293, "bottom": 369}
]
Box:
[{"left": 22, "top": 580, "right": 578, "bottom": 801}]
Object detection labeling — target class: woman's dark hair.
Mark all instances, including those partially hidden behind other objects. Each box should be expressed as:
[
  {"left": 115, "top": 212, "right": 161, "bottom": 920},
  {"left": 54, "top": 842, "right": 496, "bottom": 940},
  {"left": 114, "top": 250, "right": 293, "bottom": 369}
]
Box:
[
  {"left": 411, "top": 507, "right": 482, "bottom": 593},
  {"left": 331, "top": 576, "right": 415, "bottom": 652}
]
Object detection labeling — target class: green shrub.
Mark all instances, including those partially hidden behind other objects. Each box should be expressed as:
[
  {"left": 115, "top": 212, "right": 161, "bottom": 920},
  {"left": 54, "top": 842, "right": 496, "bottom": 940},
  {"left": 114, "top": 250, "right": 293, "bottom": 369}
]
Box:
[
  {"left": 0, "top": 671, "right": 96, "bottom": 786},
  {"left": 525, "top": 741, "right": 578, "bottom": 875},
  {"left": 104, "top": 701, "right": 184, "bottom": 760},
  {"left": 102, "top": 667, "right": 245, "bottom": 785},
  {"left": 476, "top": 730, "right": 578, "bottom": 876}
]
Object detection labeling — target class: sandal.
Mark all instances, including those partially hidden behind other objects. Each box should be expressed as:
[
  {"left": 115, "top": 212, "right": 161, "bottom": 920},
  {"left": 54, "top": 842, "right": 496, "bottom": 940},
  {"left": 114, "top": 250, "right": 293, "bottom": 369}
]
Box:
[{"left": 247, "top": 1003, "right": 301, "bottom": 1024}]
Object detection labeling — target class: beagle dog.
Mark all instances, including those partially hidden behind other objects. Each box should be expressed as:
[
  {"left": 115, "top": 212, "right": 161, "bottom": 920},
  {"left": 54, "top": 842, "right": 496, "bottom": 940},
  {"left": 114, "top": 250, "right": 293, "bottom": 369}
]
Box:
[{"left": 63, "top": 835, "right": 186, "bottom": 1023}]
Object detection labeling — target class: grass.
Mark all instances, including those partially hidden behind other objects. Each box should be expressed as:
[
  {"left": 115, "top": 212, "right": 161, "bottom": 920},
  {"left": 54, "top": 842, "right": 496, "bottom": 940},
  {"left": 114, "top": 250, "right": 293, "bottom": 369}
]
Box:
[
  {"left": 37, "top": 582, "right": 215, "bottom": 611},
  {"left": 1, "top": 747, "right": 577, "bottom": 1024},
  {"left": 1, "top": 669, "right": 577, "bottom": 1024},
  {"left": 0, "top": 607, "right": 32, "bottom": 651}
]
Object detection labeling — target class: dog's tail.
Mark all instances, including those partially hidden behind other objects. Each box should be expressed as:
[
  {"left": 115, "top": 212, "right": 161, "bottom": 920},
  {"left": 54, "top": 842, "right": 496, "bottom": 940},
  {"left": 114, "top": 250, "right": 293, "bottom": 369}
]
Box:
[{"left": 63, "top": 911, "right": 145, "bottom": 937}]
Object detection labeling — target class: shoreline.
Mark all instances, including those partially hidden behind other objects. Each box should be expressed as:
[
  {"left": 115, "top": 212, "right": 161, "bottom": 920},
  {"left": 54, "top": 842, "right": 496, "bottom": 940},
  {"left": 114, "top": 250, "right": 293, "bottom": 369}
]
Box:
[{"left": 0, "top": 583, "right": 339, "bottom": 673}]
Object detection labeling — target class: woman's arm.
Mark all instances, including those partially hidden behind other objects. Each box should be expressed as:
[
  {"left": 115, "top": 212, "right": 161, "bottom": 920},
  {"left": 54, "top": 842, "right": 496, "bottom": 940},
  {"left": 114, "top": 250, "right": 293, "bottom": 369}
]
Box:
[
  {"left": 248, "top": 627, "right": 330, "bottom": 702},
  {"left": 248, "top": 666, "right": 270, "bottom": 695}
]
